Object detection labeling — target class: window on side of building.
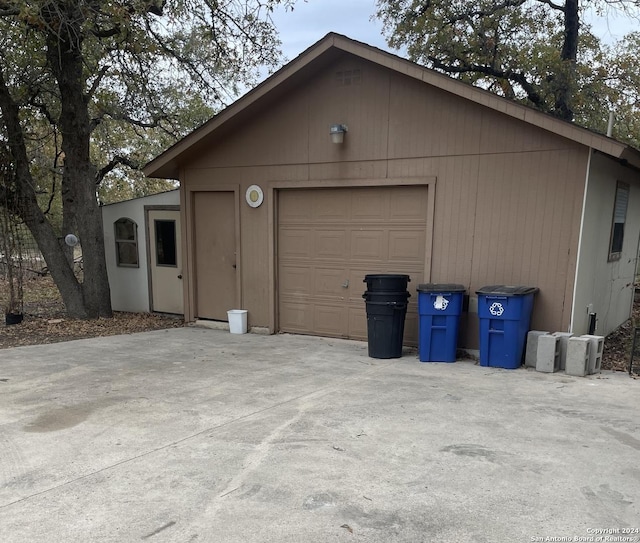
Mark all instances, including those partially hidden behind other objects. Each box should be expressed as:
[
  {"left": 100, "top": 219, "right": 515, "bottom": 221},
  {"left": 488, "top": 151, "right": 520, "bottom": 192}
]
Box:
[
  {"left": 154, "top": 220, "right": 177, "bottom": 267},
  {"left": 115, "top": 218, "right": 139, "bottom": 267},
  {"left": 608, "top": 181, "right": 630, "bottom": 261}
]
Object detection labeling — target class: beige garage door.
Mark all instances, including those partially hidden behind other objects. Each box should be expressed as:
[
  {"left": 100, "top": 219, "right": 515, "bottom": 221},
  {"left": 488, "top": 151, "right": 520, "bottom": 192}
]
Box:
[{"left": 278, "top": 185, "right": 430, "bottom": 344}]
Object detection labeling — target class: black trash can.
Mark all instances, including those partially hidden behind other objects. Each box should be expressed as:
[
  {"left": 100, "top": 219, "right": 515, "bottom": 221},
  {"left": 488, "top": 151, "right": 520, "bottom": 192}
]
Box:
[
  {"left": 364, "top": 274, "right": 410, "bottom": 292},
  {"left": 363, "top": 274, "right": 411, "bottom": 359},
  {"left": 363, "top": 290, "right": 411, "bottom": 304}
]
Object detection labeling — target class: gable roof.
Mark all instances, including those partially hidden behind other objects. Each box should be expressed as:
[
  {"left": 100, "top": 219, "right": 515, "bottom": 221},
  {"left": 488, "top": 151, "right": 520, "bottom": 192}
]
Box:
[
  {"left": 100, "top": 188, "right": 179, "bottom": 207},
  {"left": 144, "top": 33, "right": 640, "bottom": 179}
]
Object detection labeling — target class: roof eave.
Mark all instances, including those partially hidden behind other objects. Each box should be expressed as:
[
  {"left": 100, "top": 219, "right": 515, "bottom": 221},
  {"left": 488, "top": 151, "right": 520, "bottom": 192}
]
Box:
[
  {"left": 143, "top": 32, "right": 640, "bottom": 179},
  {"left": 143, "top": 34, "right": 342, "bottom": 179},
  {"left": 619, "top": 147, "right": 640, "bottom": 171}
]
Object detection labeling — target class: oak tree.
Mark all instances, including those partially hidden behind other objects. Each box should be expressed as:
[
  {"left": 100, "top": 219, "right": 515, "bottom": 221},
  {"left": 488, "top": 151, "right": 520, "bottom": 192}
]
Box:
[
  {"left": 375, "top": 0, "right": 640, "bottom": 128},
  {"left": 0, "top": 0, "right": 293, "bottom": 318}
]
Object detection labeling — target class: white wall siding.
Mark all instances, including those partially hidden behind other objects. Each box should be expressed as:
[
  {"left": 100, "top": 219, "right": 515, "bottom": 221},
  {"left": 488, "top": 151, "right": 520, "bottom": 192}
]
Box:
[
  {"left": 573, "top": 153, "right": 640, "bottom": 336},
  {"left": 101, "top": 190, "right": 179, "bottom": 313}
]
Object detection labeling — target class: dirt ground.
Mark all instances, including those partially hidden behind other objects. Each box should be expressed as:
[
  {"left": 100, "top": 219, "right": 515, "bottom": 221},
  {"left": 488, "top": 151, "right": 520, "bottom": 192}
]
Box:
[
  {"left": 0, "top": 276, "right": 183, "bottom": 349},
  {"left": 600, "top": 295, "right": 640, "bottom": 373},
  {"left": 0, "top": 276, "right": 637, "bottom": 373}
]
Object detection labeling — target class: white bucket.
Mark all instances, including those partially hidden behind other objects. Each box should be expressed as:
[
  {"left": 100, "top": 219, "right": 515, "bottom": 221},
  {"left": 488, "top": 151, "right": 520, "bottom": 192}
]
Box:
[{"left": 227, "top": 309, "right": 248, "bottom": 334}]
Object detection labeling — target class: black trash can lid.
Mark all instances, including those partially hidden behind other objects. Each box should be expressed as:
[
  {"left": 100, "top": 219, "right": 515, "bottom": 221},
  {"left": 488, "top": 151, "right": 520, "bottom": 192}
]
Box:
[
  {"left": 363, "top": 274, "right": 411, "bottom": 282},
  {"left": 417, "top": 283, "right": 466, "bottom": 293},
  {"left": 476, "top": 285, "right": 539, "bottom": 296}
]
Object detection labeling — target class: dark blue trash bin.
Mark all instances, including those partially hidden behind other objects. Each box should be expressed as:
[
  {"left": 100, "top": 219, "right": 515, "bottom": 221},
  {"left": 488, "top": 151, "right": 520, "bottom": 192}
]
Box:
[
  {"left": 476, "top": 285, "right": 539, "bottom": 369},
  {"left": 417, "top": 284, "right": 466, "bottom": 362}
]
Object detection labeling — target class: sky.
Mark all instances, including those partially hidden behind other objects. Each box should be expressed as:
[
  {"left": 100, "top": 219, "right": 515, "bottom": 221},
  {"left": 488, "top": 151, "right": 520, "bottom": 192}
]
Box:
[
  {"left": 270, "top": 0, "right": 638, "bottom": 62},
  {"left": 271, "top": 0, "right": 386, "bottom": 61}
]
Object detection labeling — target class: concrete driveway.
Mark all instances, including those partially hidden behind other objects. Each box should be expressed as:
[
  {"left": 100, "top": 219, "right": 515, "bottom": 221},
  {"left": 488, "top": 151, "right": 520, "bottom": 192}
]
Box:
[{"left": 0, "top": 327, "right": 638, "bottom": 542}]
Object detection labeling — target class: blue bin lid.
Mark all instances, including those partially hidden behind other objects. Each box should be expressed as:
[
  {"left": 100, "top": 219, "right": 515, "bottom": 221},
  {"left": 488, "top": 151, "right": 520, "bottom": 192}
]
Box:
[
  {"left": 476, "top": 285, "right": 539, "bottom": 296},
  {"left": 417, "top": 283, "right": 466, "bottom": 293}
]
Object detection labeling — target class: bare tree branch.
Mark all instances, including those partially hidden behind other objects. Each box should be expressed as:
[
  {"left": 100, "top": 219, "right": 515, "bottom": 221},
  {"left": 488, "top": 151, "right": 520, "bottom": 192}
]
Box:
[
  {"left": 86, "top": 65, "right": 109, "bottom": 101},
  {"left": 441, "top": 0, "right": 528, "bottom": 24},
  {"left": 0, "top": 66, "right": 34, "bottom": 205},
  {"left": 27, "top": 97, "right": 58, "bottom": 126},
  {"left": 537, "top": 0, "right": 566, "bottom": 11},
  {"left": 0, "top": 2, "right": 19, "bottom": 17},
  {"left": 428, "top": 55, "right": 545, "bottom": 109},
  {"left": 96, "top": 155, "right": 140, "bottom": 185},
  {"left": 44, "top": 132, "right": 63, "bottom": 216},
  {"left": 91, "top": 24, "right": 121, "bottom": 39}
]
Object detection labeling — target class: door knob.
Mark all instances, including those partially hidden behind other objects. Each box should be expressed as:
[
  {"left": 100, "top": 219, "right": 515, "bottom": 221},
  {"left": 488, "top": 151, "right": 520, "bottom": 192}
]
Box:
[{"left": 178, "top": 274, "right": 182, "bottom": 279}]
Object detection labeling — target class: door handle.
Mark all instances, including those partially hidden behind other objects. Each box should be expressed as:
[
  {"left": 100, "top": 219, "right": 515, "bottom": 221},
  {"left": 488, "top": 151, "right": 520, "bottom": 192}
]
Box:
[
  {"left": 178, "top": 274, "right": 182, "bottom": 279},
  {"left": 232, "top": 264, "right": 237, "bottom": 269},
  {"left": 342, "top": 279, "right": 349, "bottom": 288}
]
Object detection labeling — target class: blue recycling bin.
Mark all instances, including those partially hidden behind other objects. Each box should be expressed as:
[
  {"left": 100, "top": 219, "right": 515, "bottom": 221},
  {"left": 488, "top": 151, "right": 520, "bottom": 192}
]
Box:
[
  {"left": 417, "top": 284, "right": 466, "bottom": 362},
  {"left": 477, "top": 286, "right": 539, "bottom": 369}
]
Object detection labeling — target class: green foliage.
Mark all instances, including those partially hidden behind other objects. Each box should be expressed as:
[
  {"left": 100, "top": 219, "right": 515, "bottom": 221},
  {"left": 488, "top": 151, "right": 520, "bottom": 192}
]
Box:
[
  {"left": 376, "top": 0, "right": 640, "bottom": 145},
  {"left": 599, "top": 32, "right": 640, "bottom": 148},
  {"left": 1, "top": 0, "right": 294, "bottom": 214},
  {"left": 0, "top": 0, "right": 295, "bottom": 317}
]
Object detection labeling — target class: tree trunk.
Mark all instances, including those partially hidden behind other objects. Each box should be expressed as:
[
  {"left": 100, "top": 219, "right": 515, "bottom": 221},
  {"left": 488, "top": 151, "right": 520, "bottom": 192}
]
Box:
[
  {"left": 45, "top": 12, "right": 112, "bottom": 319},
  {"left": 21, "top": 189, "right": 88, "bottom": 318},
  {"left": 0, "top": 65, "right": 88, "bottom": 317},
  {"left": 555, "top": 0, "right": 579, "bottom": 120},
  {"left": 0, "top": 4, "right": 113, "bottom": 320}
]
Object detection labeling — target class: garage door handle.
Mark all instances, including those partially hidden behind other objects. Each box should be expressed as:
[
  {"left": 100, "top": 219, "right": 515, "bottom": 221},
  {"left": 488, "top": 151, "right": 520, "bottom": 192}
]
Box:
[{"left": 342, "top": 279, "right": 349, "bottom": 288}]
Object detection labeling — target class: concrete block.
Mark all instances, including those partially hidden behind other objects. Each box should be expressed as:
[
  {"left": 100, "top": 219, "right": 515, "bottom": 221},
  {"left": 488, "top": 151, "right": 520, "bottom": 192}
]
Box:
[
  {"left": 581, "top": 335, "right": 604, "bottom": 374},
  {"left": 552, "top": 332, "right": 574, "bottom": 371},
  {"left": 525, "top": 331, "right": 550, "bottom": 368},
  {"left": 566, "top": 337, "right": 591, "bottom": 377},
  {"left": 536, "top": 335, "right": 560, "bottom": 373}
]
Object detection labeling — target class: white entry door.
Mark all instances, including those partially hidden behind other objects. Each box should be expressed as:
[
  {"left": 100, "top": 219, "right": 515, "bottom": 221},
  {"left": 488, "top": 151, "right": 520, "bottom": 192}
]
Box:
[{"left": 148, "top": 209, "right": 183, "bottom": 314}]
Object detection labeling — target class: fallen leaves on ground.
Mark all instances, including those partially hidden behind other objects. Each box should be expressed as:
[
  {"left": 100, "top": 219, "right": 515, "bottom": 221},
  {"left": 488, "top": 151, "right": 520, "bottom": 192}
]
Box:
[
  {"left": 1, "top": 276, "right": 183, "bottom": 349},
  {"left": 601, "top": 313, "right": 636, "bottom": 373},
  {"left": 0, "top": 312, "right": 184, "bottom": 349}
]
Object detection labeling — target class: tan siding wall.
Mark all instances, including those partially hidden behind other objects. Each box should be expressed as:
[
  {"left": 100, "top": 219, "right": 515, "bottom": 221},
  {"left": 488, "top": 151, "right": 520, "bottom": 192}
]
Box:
[
  {"left": 181, "top": 54, "right": 588, "bottom": 347},
  {"left": 239, "top": 190, "right": 271, "bottom": 324},
  {"left": 201, "top": 92, "right": 311, "bottom": 168},
  {"left": 384, "top": 149, "right": 587, "bottom": 346},
  {"left": 469, "top": 149, "right": 586, "bottom": 342}
]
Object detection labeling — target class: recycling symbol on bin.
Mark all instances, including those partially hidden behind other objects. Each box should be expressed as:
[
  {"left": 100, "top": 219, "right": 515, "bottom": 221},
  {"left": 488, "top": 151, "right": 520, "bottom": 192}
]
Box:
[
  {"left": 434, "top": 295, "right": 449, "bottom": 311},
  {"left": 489, "top": 302, "right": 504, "bottom": 316}
]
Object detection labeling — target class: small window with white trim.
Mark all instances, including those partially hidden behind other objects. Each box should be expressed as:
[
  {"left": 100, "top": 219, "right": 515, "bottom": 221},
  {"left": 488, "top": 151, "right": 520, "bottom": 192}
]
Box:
[
  {"left": 114, "top": 218, "right": 139, "bottom": 267},
  {"left": 608, "top": 181, "right": 629, "bottom": 261}
]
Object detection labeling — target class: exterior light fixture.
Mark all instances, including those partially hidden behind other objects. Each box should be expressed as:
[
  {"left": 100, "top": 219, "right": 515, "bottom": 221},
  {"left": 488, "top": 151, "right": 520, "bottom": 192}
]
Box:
[{"left": 330, "top": 123, "right": 348, "bottom": 144}]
